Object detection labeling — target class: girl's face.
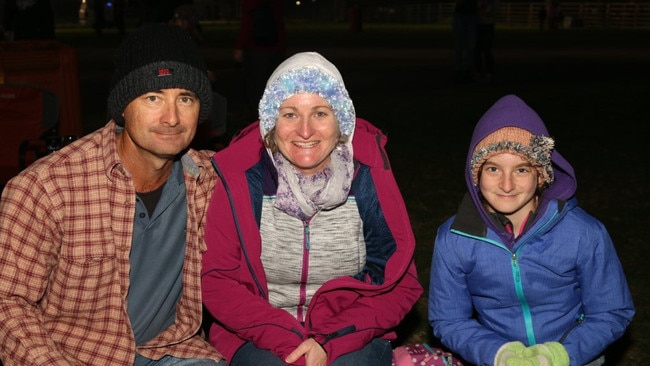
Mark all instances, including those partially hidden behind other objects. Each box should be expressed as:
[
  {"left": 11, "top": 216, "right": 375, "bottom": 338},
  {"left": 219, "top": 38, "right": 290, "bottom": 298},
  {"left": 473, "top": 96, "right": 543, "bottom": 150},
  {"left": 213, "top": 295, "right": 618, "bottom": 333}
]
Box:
[
  {"left": 479, "top": 152, "right": 544, "bottom": 226},
  {"left": 274, "top": 93, "right": 340, "bottom": 176}
]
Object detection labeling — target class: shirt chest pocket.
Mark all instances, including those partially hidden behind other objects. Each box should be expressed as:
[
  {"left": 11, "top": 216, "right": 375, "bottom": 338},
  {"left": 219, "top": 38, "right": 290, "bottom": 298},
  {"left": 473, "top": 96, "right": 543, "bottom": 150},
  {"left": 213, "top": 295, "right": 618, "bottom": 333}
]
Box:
[{"left": 45, "top": 242, "right": 120, "bottom": 315}]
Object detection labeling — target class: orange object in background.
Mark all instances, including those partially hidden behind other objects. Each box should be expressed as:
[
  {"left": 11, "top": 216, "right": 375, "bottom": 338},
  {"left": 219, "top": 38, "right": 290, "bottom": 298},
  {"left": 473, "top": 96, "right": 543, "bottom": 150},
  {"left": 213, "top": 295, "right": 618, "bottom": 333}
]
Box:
[{"left": 0, "top": 40, "right": 83, "bottom": 137}]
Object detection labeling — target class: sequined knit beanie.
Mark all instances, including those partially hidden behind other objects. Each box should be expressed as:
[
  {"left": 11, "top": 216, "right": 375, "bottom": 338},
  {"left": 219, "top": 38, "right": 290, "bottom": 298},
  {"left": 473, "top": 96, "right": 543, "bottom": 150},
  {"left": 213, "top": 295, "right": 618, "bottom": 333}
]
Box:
[
  {"left": 470, "top": 126, "right": 555, "bottom": 186},
  {"left": 107, "top": 23, "right": 212, "bottom": 126},
  {"left": 258, "top": 51, "right": 356, "bottom": 139}
]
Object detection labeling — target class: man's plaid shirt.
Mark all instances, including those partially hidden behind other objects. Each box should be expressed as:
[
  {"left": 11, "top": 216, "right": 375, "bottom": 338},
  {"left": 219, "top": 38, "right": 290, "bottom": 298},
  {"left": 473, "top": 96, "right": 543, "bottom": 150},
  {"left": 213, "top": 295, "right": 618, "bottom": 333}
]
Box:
[{"left": 0, "top": 122, "right": 223, "bottom": 365}]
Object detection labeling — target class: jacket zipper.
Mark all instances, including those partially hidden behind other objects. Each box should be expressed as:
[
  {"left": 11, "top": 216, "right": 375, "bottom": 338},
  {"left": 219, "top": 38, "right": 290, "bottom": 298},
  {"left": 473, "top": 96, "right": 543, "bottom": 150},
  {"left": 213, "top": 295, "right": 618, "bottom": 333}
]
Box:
[
  {"left": 559, "top": 313, "right": 585, "bottom": 342},
  {"left": 450, "top": 208, "right": 560, "bottom": 346},
  {"left": 297, "top": 220, "right": 311, "bottom": 323}
]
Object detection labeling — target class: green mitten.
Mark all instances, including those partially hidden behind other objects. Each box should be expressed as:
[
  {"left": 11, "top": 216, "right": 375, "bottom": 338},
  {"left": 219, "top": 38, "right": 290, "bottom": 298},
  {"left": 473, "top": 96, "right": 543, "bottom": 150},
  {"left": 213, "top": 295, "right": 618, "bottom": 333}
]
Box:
[
  {"left": 495, "top": 341, "right": 569, "bottom": 366},
  {"left": 524, "top": 342, "right": 570, "bottom": 366},
  {"left": 494, "top": 341, "right": 527, "bottom": 366}
]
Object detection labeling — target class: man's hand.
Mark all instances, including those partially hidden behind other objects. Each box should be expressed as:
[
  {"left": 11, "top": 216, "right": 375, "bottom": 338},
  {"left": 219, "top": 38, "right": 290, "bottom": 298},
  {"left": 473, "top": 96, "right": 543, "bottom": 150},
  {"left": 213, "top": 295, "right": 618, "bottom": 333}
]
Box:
[{"left": 285, "top": 338, "right": 327, "bottom": 366}]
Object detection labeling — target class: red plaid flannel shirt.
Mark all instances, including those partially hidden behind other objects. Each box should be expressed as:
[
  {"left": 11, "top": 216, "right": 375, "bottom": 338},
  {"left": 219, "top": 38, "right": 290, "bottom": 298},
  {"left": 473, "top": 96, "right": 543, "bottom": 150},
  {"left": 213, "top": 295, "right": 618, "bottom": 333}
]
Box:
[{"left": 0, "top": 122, "right": 222, "bottom": 365}]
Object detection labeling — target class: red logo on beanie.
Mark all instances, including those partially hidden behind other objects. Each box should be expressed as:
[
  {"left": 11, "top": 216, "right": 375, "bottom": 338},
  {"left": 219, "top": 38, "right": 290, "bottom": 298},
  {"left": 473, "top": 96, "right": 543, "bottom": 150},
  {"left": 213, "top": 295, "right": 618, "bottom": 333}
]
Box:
[{"left": 157, "top": 68, "right": 172, "bottom": 77}]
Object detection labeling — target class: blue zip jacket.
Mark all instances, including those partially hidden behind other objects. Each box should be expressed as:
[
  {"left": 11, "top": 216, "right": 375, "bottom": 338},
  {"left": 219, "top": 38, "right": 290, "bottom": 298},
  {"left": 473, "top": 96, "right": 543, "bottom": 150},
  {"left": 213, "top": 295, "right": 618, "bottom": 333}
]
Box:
[{"left": 428, "top": 95, "right": 635, "bottom": 365}]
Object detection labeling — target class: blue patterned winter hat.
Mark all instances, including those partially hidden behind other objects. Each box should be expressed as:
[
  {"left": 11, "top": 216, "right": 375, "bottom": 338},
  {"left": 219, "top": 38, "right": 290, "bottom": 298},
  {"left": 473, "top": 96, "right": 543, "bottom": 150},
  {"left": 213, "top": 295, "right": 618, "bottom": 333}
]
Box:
[{"left": 258, "top": 52, "right": 356, "bottom": 139}]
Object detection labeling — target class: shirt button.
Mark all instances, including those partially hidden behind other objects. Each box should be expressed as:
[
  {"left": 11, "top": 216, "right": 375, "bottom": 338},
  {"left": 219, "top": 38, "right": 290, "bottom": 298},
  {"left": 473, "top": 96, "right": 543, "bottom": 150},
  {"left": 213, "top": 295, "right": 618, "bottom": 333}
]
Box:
[{"left": 139, "top": 213, "right": 145, "bottom": 218}]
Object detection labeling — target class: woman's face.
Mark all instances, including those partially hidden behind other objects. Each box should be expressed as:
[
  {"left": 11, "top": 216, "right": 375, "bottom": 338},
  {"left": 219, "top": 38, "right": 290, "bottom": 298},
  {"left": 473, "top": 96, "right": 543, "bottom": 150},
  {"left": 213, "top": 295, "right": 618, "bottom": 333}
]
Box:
[{"left": 274, "top": 93, "right": 340, "bottom": 176}]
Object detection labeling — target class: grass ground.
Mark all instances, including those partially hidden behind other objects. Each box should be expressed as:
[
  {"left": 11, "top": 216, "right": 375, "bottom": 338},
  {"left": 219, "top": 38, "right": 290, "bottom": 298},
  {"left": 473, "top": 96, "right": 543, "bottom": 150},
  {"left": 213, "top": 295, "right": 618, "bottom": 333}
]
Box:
[{"left": 57, "top": 22, "right": 649, "bottom": 365}]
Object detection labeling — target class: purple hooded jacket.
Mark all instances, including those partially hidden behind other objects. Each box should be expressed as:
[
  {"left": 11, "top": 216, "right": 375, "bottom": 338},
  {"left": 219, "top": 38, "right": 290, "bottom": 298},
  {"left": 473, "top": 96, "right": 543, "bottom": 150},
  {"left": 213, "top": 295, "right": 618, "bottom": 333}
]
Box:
[{"left": 466, "top": 94, "right": 577, "bottom": 244}]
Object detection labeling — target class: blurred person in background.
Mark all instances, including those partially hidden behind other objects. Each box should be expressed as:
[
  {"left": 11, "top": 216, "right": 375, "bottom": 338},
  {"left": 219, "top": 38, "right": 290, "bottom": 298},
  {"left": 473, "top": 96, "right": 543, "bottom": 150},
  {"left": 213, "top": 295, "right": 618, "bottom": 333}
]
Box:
[
  {"left": 475, "top": 0, "right": 498, "bottom": 83},
  {"left": 234, "top": 0, "right": 286, "bottom": 120},
  {"left": 2, "top": 0, "right": 55, "bottom": 40},
  {"left": 452, "top": 0, "right": 478, "bottom": 83}
]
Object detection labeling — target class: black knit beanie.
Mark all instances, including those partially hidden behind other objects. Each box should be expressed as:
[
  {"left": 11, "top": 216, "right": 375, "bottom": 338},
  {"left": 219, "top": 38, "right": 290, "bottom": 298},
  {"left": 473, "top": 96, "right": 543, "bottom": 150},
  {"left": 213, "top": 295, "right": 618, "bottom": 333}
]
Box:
[{"left": 107, "top": 23, "right": 212, "bottom": 126}]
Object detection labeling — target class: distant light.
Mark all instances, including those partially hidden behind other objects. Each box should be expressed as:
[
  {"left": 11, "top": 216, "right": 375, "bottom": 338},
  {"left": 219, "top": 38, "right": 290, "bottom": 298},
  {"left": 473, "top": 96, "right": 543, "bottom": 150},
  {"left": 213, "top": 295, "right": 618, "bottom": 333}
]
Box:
[
  {"left": 106, "top": 1, "right": 113, "bottom": 7},
  {"left": 295, "top": 0, "right": 301, "bottom": 5}
]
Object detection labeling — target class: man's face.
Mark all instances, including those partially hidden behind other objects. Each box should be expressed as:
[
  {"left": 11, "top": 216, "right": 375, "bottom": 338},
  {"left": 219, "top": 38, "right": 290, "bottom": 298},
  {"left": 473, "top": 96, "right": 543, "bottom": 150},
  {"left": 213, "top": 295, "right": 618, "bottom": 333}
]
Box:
[{"left": 120, "top": 88, "right": 200, "bottom": 160}]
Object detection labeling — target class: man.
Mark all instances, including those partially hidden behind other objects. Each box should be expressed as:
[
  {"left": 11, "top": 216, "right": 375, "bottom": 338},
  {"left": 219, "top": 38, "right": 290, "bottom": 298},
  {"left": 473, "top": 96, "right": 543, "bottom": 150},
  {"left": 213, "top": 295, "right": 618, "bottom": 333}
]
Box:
[{"left": 0, "top": 24, "right": 224, "bottom": 365}]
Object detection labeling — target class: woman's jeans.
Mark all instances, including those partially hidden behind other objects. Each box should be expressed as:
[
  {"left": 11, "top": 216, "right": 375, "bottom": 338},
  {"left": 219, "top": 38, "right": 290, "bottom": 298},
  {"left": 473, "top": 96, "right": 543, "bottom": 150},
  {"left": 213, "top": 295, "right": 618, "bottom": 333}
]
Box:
[
  {"left": 230, "top": 338, "right": 392, "bottom": 366},
  {"left": 135, "top": 355, "right": 227, "bottom": 366}
]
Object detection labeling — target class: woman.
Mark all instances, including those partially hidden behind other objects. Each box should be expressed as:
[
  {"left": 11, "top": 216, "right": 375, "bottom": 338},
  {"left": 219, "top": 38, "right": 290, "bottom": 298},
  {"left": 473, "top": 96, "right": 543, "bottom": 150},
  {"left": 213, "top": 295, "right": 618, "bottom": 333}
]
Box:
[{"left": 202, "top": 52, "right": 422, "bottom": 366}]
